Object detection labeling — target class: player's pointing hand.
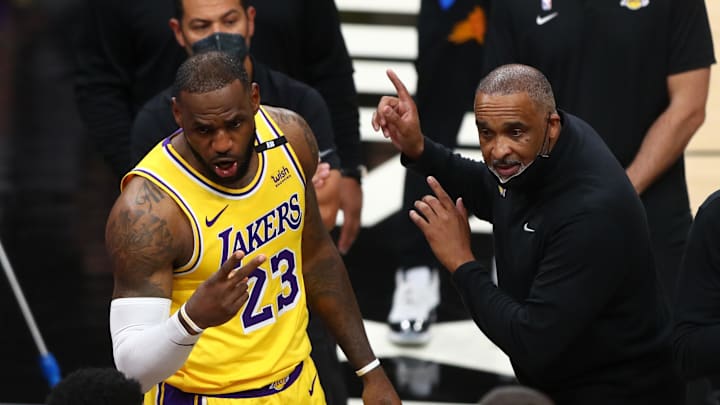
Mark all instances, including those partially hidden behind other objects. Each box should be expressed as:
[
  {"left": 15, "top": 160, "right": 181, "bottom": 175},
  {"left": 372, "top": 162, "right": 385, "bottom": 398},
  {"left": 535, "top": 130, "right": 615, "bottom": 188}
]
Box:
[
  {"left": 184, "top": 251, "right": 266, "bottom": 329},
  {"left": 371, "top": 69, "right": 425, "bottom": 159}
]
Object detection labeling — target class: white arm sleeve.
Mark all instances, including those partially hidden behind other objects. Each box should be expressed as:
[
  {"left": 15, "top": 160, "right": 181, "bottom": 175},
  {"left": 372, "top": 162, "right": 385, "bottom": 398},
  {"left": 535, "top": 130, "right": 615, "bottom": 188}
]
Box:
[{"left": 110, "top": 297, "right": 201, "bottom": 393}]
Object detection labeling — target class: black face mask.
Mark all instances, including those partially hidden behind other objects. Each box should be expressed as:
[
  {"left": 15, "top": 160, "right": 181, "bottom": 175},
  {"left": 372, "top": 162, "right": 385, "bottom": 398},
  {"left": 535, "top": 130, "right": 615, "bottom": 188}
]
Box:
[{"left": 191, "top": 32, "right": 249, "bottom": 62}]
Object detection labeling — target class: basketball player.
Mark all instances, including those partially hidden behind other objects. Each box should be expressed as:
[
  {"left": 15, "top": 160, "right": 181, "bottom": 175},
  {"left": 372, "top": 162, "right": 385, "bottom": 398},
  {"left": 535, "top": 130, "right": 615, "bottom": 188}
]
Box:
[{"left": 105, "top": 51, "right": 400, "bottom": 404}]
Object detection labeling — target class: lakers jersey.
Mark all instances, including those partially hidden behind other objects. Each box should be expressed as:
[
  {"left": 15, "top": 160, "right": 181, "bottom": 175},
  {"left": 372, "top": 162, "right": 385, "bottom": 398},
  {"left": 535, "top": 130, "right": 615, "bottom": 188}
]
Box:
[{"left": 122, "top": 106, "right": 312, "bottom": 395}]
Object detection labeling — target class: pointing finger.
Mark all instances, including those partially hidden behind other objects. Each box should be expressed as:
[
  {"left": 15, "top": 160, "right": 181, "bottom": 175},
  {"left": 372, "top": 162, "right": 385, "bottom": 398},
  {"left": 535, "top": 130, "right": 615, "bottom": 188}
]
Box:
[
  {"left": 218, "top": 250, "right": 245, "bottom": 278},
  {"left": 229, "top": 254, "right": 266, "bottom": 280},
  {"left": 386, "top": 69, "right": 412, "bottom": 101}
]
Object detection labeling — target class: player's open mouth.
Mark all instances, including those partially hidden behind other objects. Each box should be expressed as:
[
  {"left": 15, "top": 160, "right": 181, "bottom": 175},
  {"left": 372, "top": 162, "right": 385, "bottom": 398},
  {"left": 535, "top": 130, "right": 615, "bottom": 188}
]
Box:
[{"left": 214, "top": 161, "right": 238, "bottom": 178}]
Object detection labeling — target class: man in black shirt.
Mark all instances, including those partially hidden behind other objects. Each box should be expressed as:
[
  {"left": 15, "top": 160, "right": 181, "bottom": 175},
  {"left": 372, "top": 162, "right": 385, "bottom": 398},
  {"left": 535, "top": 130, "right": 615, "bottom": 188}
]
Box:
[
  {"left": 372, "top": 65, "right": 681, "bottom": 404},
  {"left": 674, "top": 189, "right": 720, "bottom": 384},
  {"left": 129, "top": 1, "right": 347, "bottom": 402},
  {"left": 74, "top": 0, "right": 186, "bottom": 178}
]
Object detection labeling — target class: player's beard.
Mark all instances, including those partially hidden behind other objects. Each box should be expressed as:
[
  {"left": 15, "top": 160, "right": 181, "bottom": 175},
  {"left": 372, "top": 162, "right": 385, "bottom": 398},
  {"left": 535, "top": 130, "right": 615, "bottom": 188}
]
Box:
[{"left": 186, "top": 134, "right": 256, "bottom": 187}]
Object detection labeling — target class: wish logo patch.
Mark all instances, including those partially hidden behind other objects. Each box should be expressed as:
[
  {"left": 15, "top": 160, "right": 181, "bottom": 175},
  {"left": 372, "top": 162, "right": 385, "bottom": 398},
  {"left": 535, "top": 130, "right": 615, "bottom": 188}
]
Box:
[{"left": 271, "top": 166, "right": 291, "bottom": 187}]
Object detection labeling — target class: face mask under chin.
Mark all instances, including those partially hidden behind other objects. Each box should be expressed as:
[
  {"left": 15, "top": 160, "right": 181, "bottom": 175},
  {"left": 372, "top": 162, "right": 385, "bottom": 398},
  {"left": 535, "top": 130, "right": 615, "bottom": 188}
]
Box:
[
  {"left": 191, "top": 32, "right": 249, "bottom": 62},
  {"left": 487, "top": 154, "right": 551, "bottom": 190},
  {"left": 489, "top": 161, "right": 532, "bottom": 185}
]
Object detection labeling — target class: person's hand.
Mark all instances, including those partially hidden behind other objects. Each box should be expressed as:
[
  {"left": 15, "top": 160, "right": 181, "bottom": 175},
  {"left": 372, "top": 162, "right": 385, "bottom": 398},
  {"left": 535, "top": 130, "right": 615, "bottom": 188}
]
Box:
[
  {"left": 315, "top": 168, "right": 341, "bottom": 230},
  {"left": 360, "top": 368, "right": 402, "bottom": 404},
  {"left": 337, "top": 177, "right": 363, "bottom": 254},
  {"left": 410, "top": 176, "right": 475, "bottom": 272},
  {"left": 371, "top": 69, "right": 425, "bottom": 159},
  {"left": 184, "top": 251, "right": 266, "bottom": 329},
  {"left": 312, "top": 161, "right": 332, "bottom": 189}
]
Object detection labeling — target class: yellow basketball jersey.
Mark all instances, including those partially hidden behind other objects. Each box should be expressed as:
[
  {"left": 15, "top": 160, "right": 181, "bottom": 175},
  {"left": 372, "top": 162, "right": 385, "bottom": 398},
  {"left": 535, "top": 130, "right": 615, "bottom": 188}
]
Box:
[{"left": 123, "top": 106, "right": 311, "bottom": 394}]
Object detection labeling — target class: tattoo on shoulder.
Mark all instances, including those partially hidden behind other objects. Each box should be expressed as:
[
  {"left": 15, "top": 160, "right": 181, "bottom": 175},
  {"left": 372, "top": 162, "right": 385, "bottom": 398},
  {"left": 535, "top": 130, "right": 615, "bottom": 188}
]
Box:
[
  {"left": 271, "top": 108, "right": 318, "bottom": 160},
  {"left": 135, "top": 180, "right": 165, "bottom": 209},
  {"left": 107, "top": 179, "right": 174, "bottom": 294}
]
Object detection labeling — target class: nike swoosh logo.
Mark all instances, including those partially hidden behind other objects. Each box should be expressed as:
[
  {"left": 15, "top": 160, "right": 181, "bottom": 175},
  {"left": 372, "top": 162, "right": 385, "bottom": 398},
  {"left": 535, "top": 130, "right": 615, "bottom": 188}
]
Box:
[
  {"left": 205, "top": 204, "right": 229, "bottom": 227},
  {"left": 523, "top": 222, "right": 536, "bottom": 233},
  {"left": 308, "top": 374, "right": 317, "bottom": 396},
  {"left": 319, "top": 149, "right": 334, "bottom": 159},
  {"left": 536, "top": 12, "right": 558, "bottom": 25}
]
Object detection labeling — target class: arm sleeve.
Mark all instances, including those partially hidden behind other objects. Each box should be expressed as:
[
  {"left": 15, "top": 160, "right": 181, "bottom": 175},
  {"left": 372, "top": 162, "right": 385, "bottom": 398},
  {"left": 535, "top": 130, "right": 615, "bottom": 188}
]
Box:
[
  {"left": 402, "top": 136, "right": 495, "bottom": 221},
  {"left": 110, "top": 298, "right": 200, "bottom": 393},
  {"left": 452, "top": 210, "right": 630, "bottom": 375},
  {"left": 73, "top": 0, "right": 134, "bottom": 177},
  {"left": 673, "top": 192, "right": 720, "bottom": 379},
  {"left": 667, "top": 0, "right": 715, "bottom": 75},
  {"left": 302, "top": 0, "right": 361, "bottom": 169}
]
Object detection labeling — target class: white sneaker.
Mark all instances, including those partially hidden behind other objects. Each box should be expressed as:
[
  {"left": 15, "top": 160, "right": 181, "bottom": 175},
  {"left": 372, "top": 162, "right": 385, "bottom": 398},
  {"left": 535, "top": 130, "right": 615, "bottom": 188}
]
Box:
[{"left": 387, "top": 266, "right": 440, "bottom": 346}]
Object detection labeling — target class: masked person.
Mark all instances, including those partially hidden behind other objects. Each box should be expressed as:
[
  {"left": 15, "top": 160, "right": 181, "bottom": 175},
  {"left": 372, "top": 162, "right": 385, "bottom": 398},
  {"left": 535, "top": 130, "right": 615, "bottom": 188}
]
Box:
[
  {"left": 372, "top": 65, "right": 682, "bottom": 404},
  {"left": 131, "top": 0, "right": 341, "bottom": 230},
  {"left": 129, "top": 0, "right": 347, "bottom": 402}
]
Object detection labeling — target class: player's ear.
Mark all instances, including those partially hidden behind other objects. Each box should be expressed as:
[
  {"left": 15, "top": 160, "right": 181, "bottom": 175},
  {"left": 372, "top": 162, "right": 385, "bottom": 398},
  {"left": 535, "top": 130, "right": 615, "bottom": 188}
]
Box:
[
  {"left": 171, "top": 97, "right": 183, "bottom": 129},
  {"left": 169, "top": 18, "right": 185, "bottom": 48},
  {"left": 250, "top": 82, "right": 260, "bottom": 114}
]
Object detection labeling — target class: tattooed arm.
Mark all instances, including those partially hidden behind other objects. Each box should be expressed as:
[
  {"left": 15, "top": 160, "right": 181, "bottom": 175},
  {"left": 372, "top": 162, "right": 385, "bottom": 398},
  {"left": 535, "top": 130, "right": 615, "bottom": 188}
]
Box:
[
  {"left": 106, "top": 176, "right": 189, "bottom": 299},
  {"left": 267, "top": 106, "right": 401, "bottom": 404},
  {"left": 106, "top": 176, "right": 260, "bottom": 392},
  {"left": 270, "top": 106, "right": 341, "bottom": 230}
]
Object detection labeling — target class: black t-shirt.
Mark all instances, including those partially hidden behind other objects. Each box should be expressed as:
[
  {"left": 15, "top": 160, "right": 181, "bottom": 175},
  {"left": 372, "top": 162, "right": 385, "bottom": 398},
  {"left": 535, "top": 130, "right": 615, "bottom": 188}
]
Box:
[
  {"left": 674, "top": 190, "right": 720, "bottom": 379},
  {"left": 131, "top": 61, "right": 339, "bottom": 169},
  {"left": 74, "top": 0, "right": 186, "bottom": 176},
  {"left": 483, "top": 0, "right": 715, "bottom": 240}
]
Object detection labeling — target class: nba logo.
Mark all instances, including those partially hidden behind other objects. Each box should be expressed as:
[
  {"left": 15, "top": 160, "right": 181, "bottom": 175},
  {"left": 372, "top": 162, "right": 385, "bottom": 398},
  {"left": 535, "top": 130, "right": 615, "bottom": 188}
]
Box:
[{"left": 542, "top": 0, "right": 552, "bottom": 10}]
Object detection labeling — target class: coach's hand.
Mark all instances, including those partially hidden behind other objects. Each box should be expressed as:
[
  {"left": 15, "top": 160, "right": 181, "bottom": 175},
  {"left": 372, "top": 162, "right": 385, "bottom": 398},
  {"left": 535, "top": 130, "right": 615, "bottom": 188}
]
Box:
[
  {"left": 184, "top": 251, "right": 265, "bottom": 329},
  {"left": 371, "top": 69, "right": 424, "bottom": 160},
  {"left": 410, "top": 176, "right": 475, "bottom": 272}
]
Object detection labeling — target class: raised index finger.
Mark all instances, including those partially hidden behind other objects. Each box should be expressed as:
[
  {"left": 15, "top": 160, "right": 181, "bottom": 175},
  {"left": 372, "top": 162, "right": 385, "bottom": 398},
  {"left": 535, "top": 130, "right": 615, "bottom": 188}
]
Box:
[{"left": 386, "top": 69, "right": 412, "bottom": 101}]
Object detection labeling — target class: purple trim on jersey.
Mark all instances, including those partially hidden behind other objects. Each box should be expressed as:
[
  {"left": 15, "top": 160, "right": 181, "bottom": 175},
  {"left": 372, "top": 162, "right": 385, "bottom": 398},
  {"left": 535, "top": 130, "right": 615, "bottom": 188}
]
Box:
[
  {"left": 133, "top": 169, "right": 202, "bottom": 274},
  {"left": 159, "top": 362, "right": 303, "bottom": 403},
  {"left": 161, "top": 128, "right": 183, "bottom": 147},
  {"left": 161, "top": 139, "right": 264, "bottom": 198},
  {"left": 258, "top": 108, "right": 306, "bottom": 187}
]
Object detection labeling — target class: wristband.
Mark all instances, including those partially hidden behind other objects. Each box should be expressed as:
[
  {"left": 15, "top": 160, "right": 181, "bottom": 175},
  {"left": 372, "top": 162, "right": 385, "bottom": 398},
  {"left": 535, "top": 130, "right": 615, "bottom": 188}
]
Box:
[
  {"left": 355, "top": 358, "right": 381, "bottom": 377},
  {"left": 179, "top": 303, "right": 205, "bottom": 334}
]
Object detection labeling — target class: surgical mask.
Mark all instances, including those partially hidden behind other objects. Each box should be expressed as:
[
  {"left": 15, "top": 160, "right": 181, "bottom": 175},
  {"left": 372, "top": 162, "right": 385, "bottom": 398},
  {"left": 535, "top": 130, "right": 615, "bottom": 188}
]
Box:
[
  {"left": 191, "top": 32, "right": 249, "bottom": 61},
  {"left": 487, "top": 113, "right": 552, "bottom": 189}
]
